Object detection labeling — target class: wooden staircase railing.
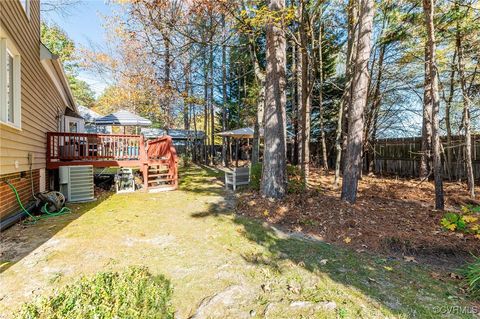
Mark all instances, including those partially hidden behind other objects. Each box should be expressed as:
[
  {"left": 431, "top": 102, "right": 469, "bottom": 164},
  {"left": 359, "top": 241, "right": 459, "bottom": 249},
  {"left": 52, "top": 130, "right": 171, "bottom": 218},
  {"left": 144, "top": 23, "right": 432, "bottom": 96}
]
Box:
[{"left": 144, "top": 135, "right": 178, "bottom": 191}]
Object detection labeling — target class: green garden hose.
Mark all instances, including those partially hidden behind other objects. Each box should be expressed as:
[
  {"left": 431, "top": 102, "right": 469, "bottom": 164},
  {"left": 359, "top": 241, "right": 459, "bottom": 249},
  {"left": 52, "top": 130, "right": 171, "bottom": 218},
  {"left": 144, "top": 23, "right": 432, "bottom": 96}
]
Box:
[
  {"left": 41, "top": 202, "right": 71, "bottom": 216},
  {"left": 4, "top": 180, "right": 71, "bottom": 224}
]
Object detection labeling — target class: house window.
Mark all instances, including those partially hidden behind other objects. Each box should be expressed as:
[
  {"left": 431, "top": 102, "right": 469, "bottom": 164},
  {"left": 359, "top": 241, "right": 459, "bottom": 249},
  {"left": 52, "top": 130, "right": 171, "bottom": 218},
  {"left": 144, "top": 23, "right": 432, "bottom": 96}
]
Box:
[
  {"left": 69, "top": 121, "right": 78, "bottom": 133},
  {"left": 20, "top": 0, "right": 30, "bottom": 18},
  {"left": 0, "top": 37, "right": 21, "bottom": 128}
]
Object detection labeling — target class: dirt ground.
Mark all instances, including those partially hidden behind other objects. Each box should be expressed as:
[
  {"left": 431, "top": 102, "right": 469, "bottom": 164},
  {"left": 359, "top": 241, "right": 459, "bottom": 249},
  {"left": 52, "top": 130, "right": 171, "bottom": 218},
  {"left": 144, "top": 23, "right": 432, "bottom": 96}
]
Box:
[
  {"left": 237, "top": 168, "right": 480, "bottom": 268},
  {"left": 0, "top": 166, "right": 477, "bottom": 318}
]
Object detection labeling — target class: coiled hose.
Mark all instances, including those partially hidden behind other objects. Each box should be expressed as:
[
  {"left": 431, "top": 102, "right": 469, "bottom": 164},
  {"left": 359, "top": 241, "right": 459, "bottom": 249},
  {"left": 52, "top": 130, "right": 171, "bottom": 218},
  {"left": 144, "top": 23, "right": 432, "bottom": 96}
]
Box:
[{"left": 4, "top": 180, "right": 71, "bottom": 224}]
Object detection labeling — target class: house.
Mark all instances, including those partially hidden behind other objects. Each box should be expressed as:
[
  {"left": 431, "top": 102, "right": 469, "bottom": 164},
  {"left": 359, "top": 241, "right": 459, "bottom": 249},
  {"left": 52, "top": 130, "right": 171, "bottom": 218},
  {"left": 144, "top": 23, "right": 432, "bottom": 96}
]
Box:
[{"left": 0, "top": 0, "right": 79, "bottom": 227}]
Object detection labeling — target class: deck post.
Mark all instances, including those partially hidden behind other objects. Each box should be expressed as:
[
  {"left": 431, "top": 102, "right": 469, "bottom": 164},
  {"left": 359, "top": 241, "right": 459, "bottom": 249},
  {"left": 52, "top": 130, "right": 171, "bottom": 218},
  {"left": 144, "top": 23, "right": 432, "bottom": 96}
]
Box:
[
  {"left": 142, "top": 163, "right": 149, "bottom": 190},
  {"left": 235, "top": 139, "right": 239, "bottom": 167},
  {"left": 139, "top": 135, "right": 149, "bottom": 190}
]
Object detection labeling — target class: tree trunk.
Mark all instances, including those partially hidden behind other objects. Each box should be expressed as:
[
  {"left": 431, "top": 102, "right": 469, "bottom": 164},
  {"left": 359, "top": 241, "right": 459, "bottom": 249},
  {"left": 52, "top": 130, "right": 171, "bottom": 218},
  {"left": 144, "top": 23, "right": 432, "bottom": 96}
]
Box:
[
  {"left": 341, "top": 0, "right": 375, "bottom": 204},
  {"left": 184, "top": 61, "right": 191, "bottom": 131},
  {"left": 252, "top": 84, "right": 265, "bottom": 165},
  {"left": 317, "top": 21, "right": 328, "bottom": 171},
  {"left": 222, "top": 15, "right": 228, "bottom": 167},
  {"left": 333, "top": 101, "right": 344, "bottom": 188},
  {"left": 209, "top": 28, "right": 215, "bottom": 165},
  {"left": 334, "top": 0, "right": 358, "bottom": 187},
  {"left": 420, "top": 45, "right": 433, "bottom": 179},
  {"left": 291, "top": 42, "right": 299, "bottom": 165},
  {"left": 296, "top": 40, "right": 303, "bottom": 168},
  {"left": 423, "top": 0, "right": 444, "bottom": 209},
  {"left": 444, "top": 50, "right": 456, "bottom": 180},
  {"left": 457, "top": 27, "right": 475, "bottom": 198},
  {"left": 300, "top": 0, "right": 310, "bottom": 186},
  {"left": 250, "top": 38, "right": 266, "bottom": 165},
  {"left": 192, "top": 82, "right": 198, "bottom": 163},
  {"left": 203, "top": 46, "right": 209, "bottom": 165},
  {"left": 161, "top": 30, "right": 172, "bottom": 128},
  {"left": 365, "top": 41, "right": 385, "bottom": 173},
  {"left": 261, "top": 0, "right": 288, "bottom": 199}
]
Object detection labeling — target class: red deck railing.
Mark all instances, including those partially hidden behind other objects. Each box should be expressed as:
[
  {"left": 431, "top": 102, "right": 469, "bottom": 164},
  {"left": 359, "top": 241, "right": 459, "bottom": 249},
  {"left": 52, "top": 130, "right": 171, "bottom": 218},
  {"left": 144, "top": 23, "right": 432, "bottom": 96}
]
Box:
[{"left": 46, "top": 132, "right": 147, "bottom": 168}]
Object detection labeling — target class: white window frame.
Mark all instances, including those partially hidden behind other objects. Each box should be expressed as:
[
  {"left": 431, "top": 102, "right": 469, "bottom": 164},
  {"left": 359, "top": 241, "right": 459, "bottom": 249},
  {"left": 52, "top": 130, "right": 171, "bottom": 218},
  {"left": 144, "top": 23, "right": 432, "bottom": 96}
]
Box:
[
  {"left": 19, "top": 0, "right": 31, "bottom": 19},
  {"left": 63, "top": 116, "right": 85, "bottom": 133},
  {"left": 0, "top": 35, "right": 22, "bottom": 130}
]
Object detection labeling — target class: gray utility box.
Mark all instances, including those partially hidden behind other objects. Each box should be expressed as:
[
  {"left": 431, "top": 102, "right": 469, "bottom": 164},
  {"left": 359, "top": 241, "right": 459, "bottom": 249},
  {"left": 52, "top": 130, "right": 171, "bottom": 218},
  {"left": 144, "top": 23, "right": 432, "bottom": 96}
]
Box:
[{"left": 59, "top": 165, "right": 95, "bottom": 202}]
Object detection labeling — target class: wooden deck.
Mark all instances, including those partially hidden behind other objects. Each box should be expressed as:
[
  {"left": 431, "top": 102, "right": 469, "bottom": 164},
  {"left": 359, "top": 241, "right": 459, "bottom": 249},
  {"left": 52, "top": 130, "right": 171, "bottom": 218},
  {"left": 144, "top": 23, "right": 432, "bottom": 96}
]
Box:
[{"left": 46, "top": 132, "right": 178, "bottom": 190}]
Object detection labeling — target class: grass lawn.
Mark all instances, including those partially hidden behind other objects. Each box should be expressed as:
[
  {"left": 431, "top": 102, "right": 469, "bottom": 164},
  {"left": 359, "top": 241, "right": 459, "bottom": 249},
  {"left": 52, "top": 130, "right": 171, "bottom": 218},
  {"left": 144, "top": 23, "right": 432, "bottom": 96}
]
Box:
[{"left": 0, "top": 165, "right": 476, "bottom": 318}]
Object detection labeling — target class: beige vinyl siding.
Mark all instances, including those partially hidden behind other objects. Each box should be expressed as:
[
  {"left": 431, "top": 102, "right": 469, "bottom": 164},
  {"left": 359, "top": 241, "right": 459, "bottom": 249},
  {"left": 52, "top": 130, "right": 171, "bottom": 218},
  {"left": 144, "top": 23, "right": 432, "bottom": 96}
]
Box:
[{"left": 0, "top": 0, "right": 68, "bottom": 175}]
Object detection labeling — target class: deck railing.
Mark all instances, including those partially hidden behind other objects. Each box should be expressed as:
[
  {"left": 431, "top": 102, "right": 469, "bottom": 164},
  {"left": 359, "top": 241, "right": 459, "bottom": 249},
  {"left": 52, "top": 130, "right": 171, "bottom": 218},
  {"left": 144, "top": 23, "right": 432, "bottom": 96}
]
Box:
[
  {"left": 47, "top": 132, "right": 179, "bottom": 190},
  {"left": 47, "top": 132, "right": 146, "bottom": 164}
]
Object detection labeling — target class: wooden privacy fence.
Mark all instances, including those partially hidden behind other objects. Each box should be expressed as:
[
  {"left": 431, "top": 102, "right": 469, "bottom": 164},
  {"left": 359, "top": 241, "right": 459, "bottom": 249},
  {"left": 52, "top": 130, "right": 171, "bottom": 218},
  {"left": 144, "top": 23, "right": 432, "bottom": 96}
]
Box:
[{"left": 374, "top": 135, "right": 480, "bottom": 180}]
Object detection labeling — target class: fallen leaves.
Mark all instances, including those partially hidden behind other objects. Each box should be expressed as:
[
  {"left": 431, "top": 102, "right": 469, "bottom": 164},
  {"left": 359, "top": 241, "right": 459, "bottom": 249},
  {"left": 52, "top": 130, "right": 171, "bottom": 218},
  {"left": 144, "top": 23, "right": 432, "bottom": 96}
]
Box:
[
  {"left": 449, "top": 272, "right": 463, "bottom": 280},
  {"left": 287, "top": 283, "right": 301, "bottom": 294},
  {"left": 430, "top": 272, "right": 441, "bottom": 279},
  {"left": 403, "top": 256, "right": 418, "bottom": 263},
  {"left": 236, "top": 168, "right": 480, "bottom": 265}
]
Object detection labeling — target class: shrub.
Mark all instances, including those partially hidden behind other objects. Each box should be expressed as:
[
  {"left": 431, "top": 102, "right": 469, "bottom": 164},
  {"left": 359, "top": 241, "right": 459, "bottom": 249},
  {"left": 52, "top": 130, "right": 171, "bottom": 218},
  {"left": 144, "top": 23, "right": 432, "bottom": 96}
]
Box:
[
  {"left": 249, "top": 163, "right": 306, "bottom": 193},
  {"left": 440, "top": 205, "right": 480, "bottom": 238},
  {"left": 287, "top": 165, "right": 305, "bottom": 194},
  {"left": 181, "top": 153, "right": 191, "bottom": 168},
  {"left": 464, "top": 256, "right": 480, "bottom": 300},
  {"left": 249, "top": 162, "right": 262, "bottom": 190},
  {"left": 15, "top": 266, "right": 174, "bottom": 319}
]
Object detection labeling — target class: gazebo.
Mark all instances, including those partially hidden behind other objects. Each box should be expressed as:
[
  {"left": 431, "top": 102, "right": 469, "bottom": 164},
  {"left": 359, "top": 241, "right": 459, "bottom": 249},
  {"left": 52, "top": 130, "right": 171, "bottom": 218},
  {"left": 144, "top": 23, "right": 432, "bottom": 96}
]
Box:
[
  {"left": 218, "top": 127, "right": 263, "bottom": 166},
  {"left": 95, "top": 110, "right": 152, "bottom": 134}
]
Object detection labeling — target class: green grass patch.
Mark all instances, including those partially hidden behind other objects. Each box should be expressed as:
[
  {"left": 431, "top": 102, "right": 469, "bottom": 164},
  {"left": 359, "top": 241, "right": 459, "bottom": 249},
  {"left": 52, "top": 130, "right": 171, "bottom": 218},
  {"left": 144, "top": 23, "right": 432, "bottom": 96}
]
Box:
[
  {"left": 15, "top": 267, "right": 174, "bottom": 319},
  {"left": 464, "top": 256, "right": 480, "bottom": 300},
  {"left": 249, "top": 162, "right": 262, "bottom": 190}
]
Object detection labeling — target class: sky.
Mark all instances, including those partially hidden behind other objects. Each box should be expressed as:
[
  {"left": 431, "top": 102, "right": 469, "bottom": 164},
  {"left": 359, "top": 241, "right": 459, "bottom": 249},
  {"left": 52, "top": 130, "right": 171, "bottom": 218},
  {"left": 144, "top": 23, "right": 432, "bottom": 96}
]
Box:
[{"left": 43, "top": 0, "right": 118, "bottom": 96}]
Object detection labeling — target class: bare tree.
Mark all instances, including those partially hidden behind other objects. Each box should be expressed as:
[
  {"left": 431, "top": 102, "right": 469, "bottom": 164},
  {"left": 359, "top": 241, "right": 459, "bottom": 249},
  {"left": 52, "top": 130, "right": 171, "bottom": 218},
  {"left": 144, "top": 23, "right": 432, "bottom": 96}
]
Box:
[{"left": 41, "top": 0, "right": 82, "bottom": 17}]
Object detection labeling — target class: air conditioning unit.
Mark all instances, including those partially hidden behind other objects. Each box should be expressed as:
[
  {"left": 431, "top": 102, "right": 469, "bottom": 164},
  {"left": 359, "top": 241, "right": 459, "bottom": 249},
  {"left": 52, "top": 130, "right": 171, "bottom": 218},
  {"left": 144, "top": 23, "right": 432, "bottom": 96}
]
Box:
[{"left": 59, "top": 165, "right": 94, "bottom": 202}]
